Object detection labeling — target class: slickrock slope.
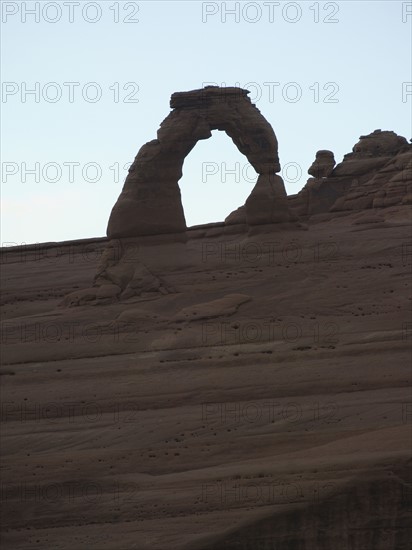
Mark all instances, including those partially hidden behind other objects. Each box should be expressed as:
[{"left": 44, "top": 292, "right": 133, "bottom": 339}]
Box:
[
  {"left": 1, "top": 87, "right": 411, "bottom": 548},
  {"left": 1, "top": 204, "right": 411, "bottom": 549}
]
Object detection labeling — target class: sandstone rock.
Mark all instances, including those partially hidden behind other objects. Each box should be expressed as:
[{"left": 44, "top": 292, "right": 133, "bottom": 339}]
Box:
[
  {"left": 174, "top": 293, "right": 251, "bottom": 322},
  {"left": 120, "top": 263, "right": 164, "bottom": 299},
  {"left": 95, "top": 284, "right": 122, "bottom": 299},
  {"left": 92, "top": 236, "right": 171, "bottom": 300},
  {"left": 102, "top": 264, "right": 134, "bottom": 289},
  {"left": 308, "top": 150, "right": 335, "bottom": 178},
  {"left": 352, "top": 129, "right": 408, "bottom": 156},
  {"left": 289, "top": 130, "right": 411, "bottom": 217},
  {"left": 245, "top": 174, "right": 294, "bottom": 224},
  {"left": 332, "top": 145, "right": 412, "bottom": 211},
  {"left": 351, "top": 212, "right": 385, "bottom": 225},
  {"left": 107, "top": 86, "right": 293, "bottom": 238},
  {"left": 60, "top": 287, "right": 97, "bottom": 307},
  {"left": 224, "top": 206, "right": 246, "bottom": 225},
  {"left": 100, "top": 261, "right": 168, "bottom": 300},
  {"left": 2, "top": 204, "right": 411, "bottom": 549},
  {"left": 60, "top": 284, "right": 122, "bottom": 307},
  {"left": 331, "top": 130, "right": 408, "bottom": 179},
  {"left": 372, "top": 151, "right": 412, "bottom": 208},
  {"left": 93, "top": 239, "right": 122, "bottom": 286},
  {"left": 112, "top": 308, "right": 164, "bottom": 328}
]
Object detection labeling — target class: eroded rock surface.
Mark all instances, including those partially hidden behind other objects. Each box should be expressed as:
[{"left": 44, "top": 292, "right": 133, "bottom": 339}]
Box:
[
  {"left": 107, "top": 86, "right": 294, "bottom": 238},
  {"left": 308, "top": 149, "right": 336, "bottom": 178},
  {"left": 92, "top": 239, "right": 173, "bottom": 301},
  {"left": 60, "top": 128, "right": 411, "bottom": 308},
  {"left": 1, "top": 209, "right": 411, "bottom": 549},
  {"left": 289, "top": 130, "right": 411, "bottom": 217},
  {"left": 174, "top": 293, "right": 251, "bottom": 322}
]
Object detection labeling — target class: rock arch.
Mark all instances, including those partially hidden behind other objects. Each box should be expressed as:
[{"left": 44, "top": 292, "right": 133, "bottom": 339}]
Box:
[{"left": 107, "top": 86, "right": 293, "bottom": 238}]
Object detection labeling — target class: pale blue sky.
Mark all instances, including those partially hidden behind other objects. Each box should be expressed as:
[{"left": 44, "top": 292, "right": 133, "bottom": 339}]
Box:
[{"left": 1, "top": 1, "right": 411, "bottom": 244}]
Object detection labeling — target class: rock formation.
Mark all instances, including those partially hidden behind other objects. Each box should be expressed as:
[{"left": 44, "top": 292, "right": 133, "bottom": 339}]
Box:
[
  {"left": 308, "top": 149, "right": 336, "bottom": 178},
  {"left": 2, "top": 205, "right": 411, "bottom": 549},
  {"left": 289, "top": 130, "right": 411, "bottom": 217},
  {"left": 107, "top": 86, "right": 294, "bottom": 238},
  {"left": 2, "top": 119, "right": 411, "bottom": 549},
  {"left": 85, "top": 126, "right": 411, "bottom": 304},
  {"left": 61, "top": 238, "right": 175, "bottom": 305}
]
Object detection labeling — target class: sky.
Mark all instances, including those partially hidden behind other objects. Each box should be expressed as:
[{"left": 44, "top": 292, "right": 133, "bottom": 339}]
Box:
[{"left": 1, "top": 0, "right": 411, "bottom": 244}]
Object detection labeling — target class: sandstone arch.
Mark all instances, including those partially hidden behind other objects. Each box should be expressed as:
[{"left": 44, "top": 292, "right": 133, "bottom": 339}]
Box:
[{"left": 107, "top": 86, "right": 293, "bottom": 238}]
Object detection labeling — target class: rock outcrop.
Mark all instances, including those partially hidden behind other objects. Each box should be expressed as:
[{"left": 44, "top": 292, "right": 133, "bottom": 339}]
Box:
[
  {"left": 62, "top": 127, "right": 410, "bottom": 308},
  {"left": 289, "top": 130, "right": 411, "bottom": 217},
  {"left": 2, "top": 210, "right": 411, "bottom": 549},
  {"left": 308, "top": 149, "right": 336, "bottom": 178},
  {"left": 93, "top": 239, "right": 173, "bottom": 300},
  {"left": 107, "top": 86, "right": 294, "bottom": 238},
  {"left": 174, "top": 293, "right": 251, "bottom": 322}
]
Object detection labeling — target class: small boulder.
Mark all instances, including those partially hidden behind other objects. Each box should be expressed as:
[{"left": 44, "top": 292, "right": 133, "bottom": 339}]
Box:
[{"left": 308, "top": 150, "right": 335, "bottom": 178}]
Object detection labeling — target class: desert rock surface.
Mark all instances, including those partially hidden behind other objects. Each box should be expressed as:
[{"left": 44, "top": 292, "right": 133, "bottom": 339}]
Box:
[
  {"left": 1, "top": 203, "right": 411, "bottom": 549},
  {"left": 1, "top": 87, "right": 411, "bottom": 548}
]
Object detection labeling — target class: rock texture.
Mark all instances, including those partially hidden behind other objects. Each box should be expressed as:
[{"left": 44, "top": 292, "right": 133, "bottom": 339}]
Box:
[
  {"left": 107, "top": 87, "right": 293, "bottom": 238},
  {"left": 308, "top": 149, "right": 336, "bottom": 178},
  {"left": 199, "top": 463, "right": 412, "bottom": 550},
  {"left": 1, "top": 204, "right": 411, "bottom": 549},
  {"left": 289, "top": 130, "right": 411, "bottom": 217},
  {"left": 174, "top": 293, "right": 251, "bottom": 322},
  {"left": 2, "top": 123, "right": 412, "bottom": 549},
  {"left": 64, "top": 129, "right": 410, "bottom": 307}
]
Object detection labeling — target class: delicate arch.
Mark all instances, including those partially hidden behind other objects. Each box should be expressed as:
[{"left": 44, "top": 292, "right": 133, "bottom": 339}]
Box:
[{"left": 107, "top": 87, "right": 292, "bottom": 238}]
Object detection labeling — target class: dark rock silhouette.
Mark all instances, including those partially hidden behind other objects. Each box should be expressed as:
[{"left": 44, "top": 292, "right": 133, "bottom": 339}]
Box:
[
  {"left": 289, "top": 129, "right": 411, "bottom": 217},
  {"left": 107, "top": 86, "right": 294, "bottom": 238},
  {"left": 308, "top": 149, "right": 336, "bottom": 178},
  {"left": 94, "top": 123, "right": 412, "bottom": 302},
  {"left": 1, "top": 110, "right": 411, "bottom": 549}
]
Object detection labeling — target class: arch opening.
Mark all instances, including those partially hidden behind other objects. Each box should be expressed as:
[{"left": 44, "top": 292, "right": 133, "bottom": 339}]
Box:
[{"left": 178, "top": 130, "right": 258, "bottom": 227}]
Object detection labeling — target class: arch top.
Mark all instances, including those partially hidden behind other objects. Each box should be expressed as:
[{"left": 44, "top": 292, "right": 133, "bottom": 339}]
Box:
[
  {"left": 107, "top": 86, "right": 293, "bottom": 238},
  {"left": 170, "top": 86, "right": 250, "bottom": 108}
]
